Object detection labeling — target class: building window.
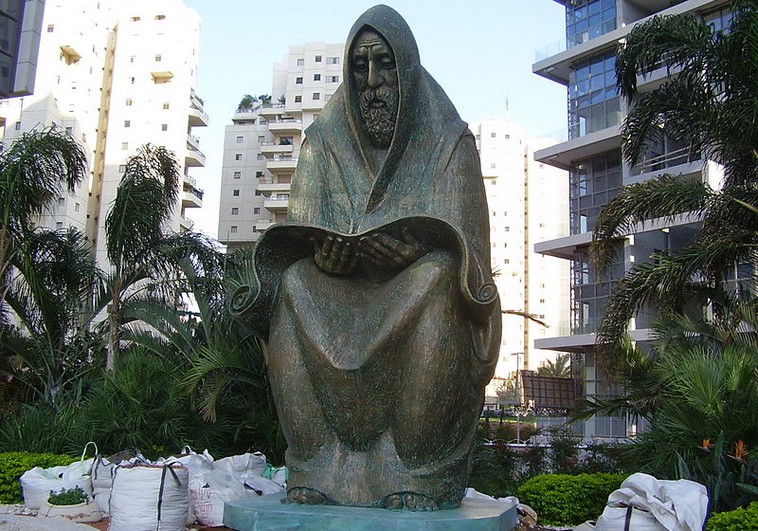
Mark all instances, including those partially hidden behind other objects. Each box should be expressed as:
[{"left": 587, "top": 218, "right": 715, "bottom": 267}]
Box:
[
  {"left": 491, "top": 132, "right": 496, "bottom": 138},
  {"left": 313, "top": 74, "right": 321, "bottom": 81},
  {"left": 233, "top": 171, "right": 241, "bottom": 179},
  {"left": 295, "top": 77, "right": 303, "bottom": 84},
  {"left": 328, "top": 75, "right": 339, "bottom": 83},
  {"left": 230, "top": 225, "right": 238, "bottom": 233},
  {"left": 312, "top": 92, "right": 320, "bottom": 100},
  {"left": 490, "top": 163, "right": 496, "bottom": 169},
  {"left": 294, "top": 95, "right": 302, "bottom": 103},
  {"left": 233, "top": 189, "right": 240, "bottom": 196},
  {"left": 130, "top": 77, "right": 135, "bottom": 84},
  {"left": 74, "top": 202, "right": 80, "bottom": 212},
  {"left": 257, "top": 153, "right": 264, "bottom": 160},
  {"left": 255, "top": 190, "right": 262, "bottom": 196},
  {"left": 566, "top": 0, "right": 616, "bottom": 47},
  {"left": 130, "top": 16, "right": 141, "bottom": 21},
  {"left": 130, "top": 56, "right": 135, "bottom": 63},
  {"left": 505, "top": 226, "right": 510, "bottom": 232},
  {"left": 504, "top": 259, "right": 510, "bottom": 264},
  {"left": 124, "top": 120, "right": 130, "bottom": 127},
  {"left": 327, "top": 56, "right": 340, "bottom": 65},
  {"left": 162, "top": 102, "right": 169, "bottom": 109},
  {"left": 155, "top": 54, "right": 162, "bottom": 62},
  {"left": 568, "top": 51, "right": 620, "bottom": 139},
  {"left": 65, "top": 126, "right": 73, "bottom": 135},
  {"left": 236, "top": 135, "right": 243, "bottom": 143},
  {"left": 257, "top": 135, "right": 265, "bottom": 143},
  {"left": 126, "top": 98, "right": 133, "bottom": 106},
  {"left": 122, "top": 142, "right": 128, "bottom": 150},
  {"left": 315, "top": 55, "right": 322, "bottom": 62},
  {"left": 47, "top": 24, "right": 54, "bottom": 32},
  {"left": 161, "top": 124, "right": 168, "bottom": 131},
  {"left": 56, "top": 222, "right": 64, "bottom": 229},
  {"left": 297, "top": 58, "right": 304, "bottom": 66},
  {"left": 256, "top": 171, "right": 264, "bottom": 178},
  {"left": 14, "top": 121, "right": 20, "bottom": 130},
  {"left": 235, "top": 153, "right": 242, "bottom": 161},
  {"left": 155, "top": 14, "right": 166, "bottom": 20},
  {"left": 231, "top": 207, "right": 239, "bottom": 215},
  {"left": 119, "top": 165, "right": 126, "bottom": 173},
  {"left": 254, "top": 207, "right": 260, "bottom": 214}
]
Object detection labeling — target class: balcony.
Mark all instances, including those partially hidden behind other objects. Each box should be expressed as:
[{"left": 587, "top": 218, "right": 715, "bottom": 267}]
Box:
[
  {"left": 258, "top": 103, "right": 286, "bottom": 117},
  {"left": 187, "top": 133, "right": 201, "bottom": 151},
  {"left": 267, "top": 155, "right": 298, "bottom": 173},
  {"left": 264, "top": 196, "right": 289, "bottom": 212},
  {"left": 268, "top": 118, "right": 303, "bottom": 133},
  {"left": 255, "top": 219, "right": 275, "bottom": 231},
  {"left": 260, "top": 142, "right": 294, "bottom": 156},
  {"left": 182, "top": 189, "right": 203, "bottom": 209},
  {"left": 626, "top": 147, "right": 704, "bottom": 185},
  {"left": 257, "top": 182, "right": 291, "bottom": 195},
  {"left": 534, "top": 126, "right": 621, "bottom": 171},
  {"left": 535, "top": 231, "right": 592, "bottom": 261},
  {"left": 189, "top": 89, "right": 209, "bottom": 127},
  {"left": 185, "top": 146, "right": 206, "bottom": 167}
]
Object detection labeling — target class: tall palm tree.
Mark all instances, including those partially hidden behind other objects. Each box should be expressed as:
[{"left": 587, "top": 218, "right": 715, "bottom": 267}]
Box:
[
  {"left": 0, "top": 128, "right": 87, "bottom": 330},
  {"left": 103, "top": 144, "right": 181, "bottom": 371},
  {"left": 590, "top": 0, "right": 758, "bottom": 353}
]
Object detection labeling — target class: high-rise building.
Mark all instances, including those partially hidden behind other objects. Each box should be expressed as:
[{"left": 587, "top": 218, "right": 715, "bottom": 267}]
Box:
[
  {"left": 0, "top": 0, "right": 208, "bottom": 267},
  {"left": 472, "top": 117, "right": 570, "bottom": 401},
  {"left": 218, "top": 42, "right": 343, "bottom": 250},
  {"left": 532, "top": 0, "right": 729, "bottom": 437},
  {"left": 0, "top": 0, "right": 46, "bottom": 99}
]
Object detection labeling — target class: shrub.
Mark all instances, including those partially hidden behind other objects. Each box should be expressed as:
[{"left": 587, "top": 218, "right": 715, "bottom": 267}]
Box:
[
  {"left": 48, "top": 486, "right": 88, "bottom": 505},
  {"left": 706, "top": 501, "right": 758, "bottom": 531},
  {"left": 0, "top": 452, "right": 76, "bottom": 503},
  {"left": 516, "top": 473, "right": 626, "bottom": 526}
]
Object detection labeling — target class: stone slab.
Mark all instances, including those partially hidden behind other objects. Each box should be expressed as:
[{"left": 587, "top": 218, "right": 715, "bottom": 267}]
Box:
[{"left": 223, "top": 494, "right": 518, "bottom": 531}]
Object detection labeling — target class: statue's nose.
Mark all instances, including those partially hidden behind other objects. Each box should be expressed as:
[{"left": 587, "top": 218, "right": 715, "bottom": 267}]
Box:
[{"left": 367, "top": 61, "right": 382, "bottom": 88}]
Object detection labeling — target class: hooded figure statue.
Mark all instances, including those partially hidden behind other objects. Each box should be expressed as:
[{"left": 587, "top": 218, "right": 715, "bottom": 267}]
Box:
[{"left": 231, "top": 5, "right": 501, "bottom": 511}]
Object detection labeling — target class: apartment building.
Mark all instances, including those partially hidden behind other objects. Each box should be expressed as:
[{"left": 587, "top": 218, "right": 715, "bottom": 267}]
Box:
[
  {"left": 0, "top": 0, "right": 208, "bottom": 267},
  {"left": 532, "top": 0, "right": 729, "bottom": 437},
  {"left": 218, "top": 42, "right": 343, "bottom": 250},
  {"left": 473, "top": 117, "right": 570, "bottom": 400}
]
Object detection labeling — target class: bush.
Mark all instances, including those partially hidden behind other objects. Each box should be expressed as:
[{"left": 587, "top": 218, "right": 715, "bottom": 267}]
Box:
[
  {"left": 706, "top": 502, "right": 758, "bottom": 531},
  {"left": 516, "top": 473, "right": 626, "bottom": 526},
  {"left": 0, "top": 452, "right": 76, "bottom": 503}
]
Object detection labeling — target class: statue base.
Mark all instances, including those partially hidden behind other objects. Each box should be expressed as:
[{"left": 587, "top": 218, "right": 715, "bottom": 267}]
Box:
[{"left": 223, "top": 494, "right": 518, "bottom": 531}]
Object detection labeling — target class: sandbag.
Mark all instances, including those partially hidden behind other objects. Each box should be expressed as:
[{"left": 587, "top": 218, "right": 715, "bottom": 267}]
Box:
[
  {"left": 595, "top": 473, "right": 708, "bottom": 531},
  {"left": 20, "top": 442, "right": 97, "bottom": 509},
  {"left": 108, "top": 463, "right": 189, "bottom": 531}
]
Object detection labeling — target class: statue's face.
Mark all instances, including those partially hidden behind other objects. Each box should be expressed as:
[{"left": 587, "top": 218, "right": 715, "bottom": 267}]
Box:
[{"left": 351, "top": 29, "right": 398, "bottom": 148}]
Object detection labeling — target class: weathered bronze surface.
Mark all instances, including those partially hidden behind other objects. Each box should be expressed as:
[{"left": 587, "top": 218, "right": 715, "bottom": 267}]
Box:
[{"left": 231, "top": 4, "right": 501, "bottom": 511}]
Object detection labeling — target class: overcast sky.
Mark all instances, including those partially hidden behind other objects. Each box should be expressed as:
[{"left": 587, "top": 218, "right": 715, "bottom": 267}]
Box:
[{"left": 181, "top": 0, "right": 567, "bottom": 237}]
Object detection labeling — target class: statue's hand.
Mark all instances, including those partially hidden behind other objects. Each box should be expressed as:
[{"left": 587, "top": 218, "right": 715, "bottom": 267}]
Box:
[
  {"left": 358, "top": 228, "right": 427, "bottom": 271},
  {"left": 311, "top": 235, "right": 359, "bottom": 275}
]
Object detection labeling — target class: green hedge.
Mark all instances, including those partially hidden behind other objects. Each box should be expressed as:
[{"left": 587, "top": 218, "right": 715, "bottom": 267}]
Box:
[
  {"left": 706, "top": 502, "right": 758, "bottom": 531},
  {"left": 516, "top": 473, "right": 626, "bottom": 526},
  {"left": 0, "top": 452, "right": 76, "bottom": 504}
]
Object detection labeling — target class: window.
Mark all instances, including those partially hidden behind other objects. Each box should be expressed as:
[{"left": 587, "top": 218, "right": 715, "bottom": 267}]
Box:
[
  {"left": 130, "top": 16, "right": 141, "bottom": 21},
  {"left": 257, "top": 153, "right": 264, "bottom": 160},
  {"left": 312, "top": 92, "right": 320, "bottom": 100},
  {"left": 255, "top": 190, "right": 262, "bottom": 196},
  {"left": 65, "top": 126, "right": 73, "bottom": 135},
  {"left": 539, "top": 299, "right": 546, "bottom": 304},
  {"left": 254, "top": 207, "right": 261, "bottom": 214},
  {"left": 235, "top": 153, "right": 242, "bottom": 161},
  {"left": 58, "top": 197, "right": 65, "bottom": 206},
  {"left": 256, "top": 171, "right": 264, "bottom": 178},
  {"left": 124, "top": 120, "right": 131, "bottom": 127},
  {"left": 75, "top": 203, "right": 80, "bottom": 212},
  {"left": 162, "top": 102, "right": 169, "bottom": 109},
  {"left": 505, "top": 226, "right": 510, "bottom": 232},
  {"left": 121, "top": 142, "right": 128, "bottom": 150},
  {"left": 315, "top": 55, "right": 322, "bottom": 62},
  {"left": 328, "top": 75, "right": 339, "bottom": 83},
  {"left": 47, "top": 24, "right": 54, "bottom": 32},
  {"left": 126, "top": 98, "right": 133, "bottom": 106},
  {"left": 490, "top": 163, "right": 496, "bottom": 169},
  {"left": 155, "top": 54, "right": 162, "bottom": 62},
  {"left": 327, "top": 56, "right": 340, "bottom": 65},
  {"left": 130, "top": 56, "right": 135, "bottom": 63},
  {"left": 161, "top": 124, "right": 168, "bottom": 131},
  {"left": 568, "top": 51, "right": 620, "bottom": 138},
  {"left": 56, "top": 222, "right": 64, "bottom": 229},
  {"left": 231, "top": 207, "right": 239, "bottom": 215},
  {"left": 233, "top": 171, "right": 241, "bottom": 179},
  {"left": 313, "top": 74, "right": 321, "bottom": 81},
  {"left": 295, "top": 77, "right": 303, "bottom": 84},
  {"left": 257, "top": 135, "right": 265, "bottom": 143},
  {"left": 294, "top": 95, "right": 302, "bottom": 103},
  {"left": 14, "top": 122, "right": 20, "bottom": 131},
  {"left": 491, "top": 132, "right": 496, "bottom": 138},
  {"left": 230, "top": 225, "right": 238, "bottom": 233},
  {"left": 119, "top": 165, "right": 126, "bottom": 173},
  {"left": 130, "top": 77, "right": 135, "bottom": 85},
  {"left": 233, "top": 189, "right": 240, "bottom": 196},
  {"left": 504, "top": 259, "right": 510, "bottom": 264},
  {"left": 236, "top": 135, "right": 244, "bottom": 143},
  {"left": 155, "top": 14, "right": 166, "bottom": 20},
  {"left": 297, "top": 58, "right": 304, "bottom": 66}
]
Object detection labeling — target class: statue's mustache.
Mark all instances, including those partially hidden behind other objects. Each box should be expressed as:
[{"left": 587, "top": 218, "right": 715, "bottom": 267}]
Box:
[{"left": 360, "top": 86, "right": 397, "bottom": 108}]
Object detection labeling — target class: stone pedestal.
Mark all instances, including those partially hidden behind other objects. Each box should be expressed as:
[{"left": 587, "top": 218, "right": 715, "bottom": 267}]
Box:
[{"left": 223, "top": 494, "right": 517, "bottom": 531}]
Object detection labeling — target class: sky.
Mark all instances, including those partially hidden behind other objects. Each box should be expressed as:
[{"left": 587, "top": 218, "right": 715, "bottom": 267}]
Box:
[{"left": 181, "top": 0, "right": 567, "bottom": 238}]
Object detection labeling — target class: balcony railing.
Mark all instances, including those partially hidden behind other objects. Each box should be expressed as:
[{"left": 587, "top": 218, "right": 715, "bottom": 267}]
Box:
[{"left": 630, "top": 146, "right": 701, "bottom": 176}]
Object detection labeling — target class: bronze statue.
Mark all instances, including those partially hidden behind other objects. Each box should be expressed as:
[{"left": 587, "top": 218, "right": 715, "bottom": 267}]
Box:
[{"left": 231, "top": 4, "right": 501, "bottom": 511}]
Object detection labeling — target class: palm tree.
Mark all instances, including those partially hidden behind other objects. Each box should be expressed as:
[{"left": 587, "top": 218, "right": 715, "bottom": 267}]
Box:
[
  {"left": 103, "top": 144, "right": 181, "bottom": 371},
  {"left": 537, "top": 353, "right": 572, "bottom": 378},
  {"left": 590, "top": 0, "right": 758, "bottom": 353},
  {"left": 0, "top": 128, "right": 87, "bottom": 329}
]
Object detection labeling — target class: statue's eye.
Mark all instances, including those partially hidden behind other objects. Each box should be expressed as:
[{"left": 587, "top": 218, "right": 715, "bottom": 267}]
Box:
[
  {"left": 353, "top": 58, "right": 368, "bottom": 73},
  {"left": 380, "top": 56, "right": 395, "bottom": 69}
]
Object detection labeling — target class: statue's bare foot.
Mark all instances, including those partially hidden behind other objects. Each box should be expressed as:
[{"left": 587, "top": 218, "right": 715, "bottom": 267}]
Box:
[
  {"left": 283, "top": 486, "right": 329, "bottom": 505},
  {"left": 382, "top": 491, "right": 439, "bottom": 511}
]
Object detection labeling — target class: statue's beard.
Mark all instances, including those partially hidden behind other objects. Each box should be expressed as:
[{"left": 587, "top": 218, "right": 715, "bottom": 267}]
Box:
[{"left": 359, "top": 86, "right": 398, "bottom": 148}]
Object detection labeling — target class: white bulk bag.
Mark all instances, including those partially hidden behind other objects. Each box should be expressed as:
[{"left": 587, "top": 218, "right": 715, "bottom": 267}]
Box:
[
  {"left": 20, "top": 442, "right": 97, "bottom": 509},
  {"left": 108, "top": 463, "right": 189, "bottom": 531},
  {"left": 595, "top": 473, "right": 708, "bottom": 531}
]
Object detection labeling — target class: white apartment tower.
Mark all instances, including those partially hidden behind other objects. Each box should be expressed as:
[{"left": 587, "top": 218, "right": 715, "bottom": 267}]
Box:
[
  {"left": 473, "top": 117, "right": 570, "bottom": 400},
  {"left": 0, "top": 0, "right": 207, "bottom": 267},
  {"left": 219, "top": 43, "right": 343, "bottom": 249},
  {"left": 532, "top": 0, "right": 729, "bottom": 437}
]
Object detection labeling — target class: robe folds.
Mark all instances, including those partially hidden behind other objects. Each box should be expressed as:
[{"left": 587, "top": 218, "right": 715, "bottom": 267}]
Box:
[{"left": 230, "top": 5, "right": 501, "bottom": 508}]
